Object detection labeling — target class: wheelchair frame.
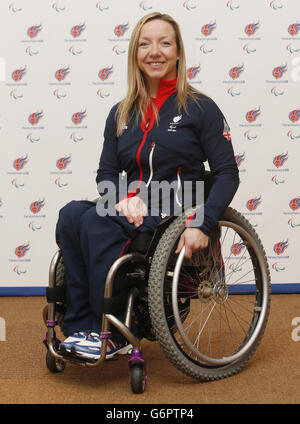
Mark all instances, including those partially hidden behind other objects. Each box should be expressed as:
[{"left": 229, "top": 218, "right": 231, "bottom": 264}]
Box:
[
  {"left": 43, "top": 215, "right": 176, "bottom": 393},
  {"left": 43, "top": 174, "right": 271, "bottom": 393}
]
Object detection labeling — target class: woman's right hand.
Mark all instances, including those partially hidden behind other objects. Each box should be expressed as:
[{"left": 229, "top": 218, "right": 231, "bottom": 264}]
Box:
[{"left": 115, "top": 196, "right": 147, "bottom": 227}]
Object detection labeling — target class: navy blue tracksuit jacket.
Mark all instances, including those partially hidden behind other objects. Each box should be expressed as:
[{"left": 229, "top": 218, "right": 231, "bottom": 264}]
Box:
[{"left": 56, "top": 78, "right": 239, "bottom": 338}]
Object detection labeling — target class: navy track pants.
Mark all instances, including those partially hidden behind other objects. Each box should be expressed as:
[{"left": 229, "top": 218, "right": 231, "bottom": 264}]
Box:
[{"left": 55, "top": 200, "right": 161, "bottom": 340}]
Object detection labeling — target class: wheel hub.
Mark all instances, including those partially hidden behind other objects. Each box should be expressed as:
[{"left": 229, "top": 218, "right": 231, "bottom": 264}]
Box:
[
  {"left": 197, "top": 281, "right": 213, "bottom": 302},
  {"left": 213, "top": 282, "right": 228, "bottom": 304}
]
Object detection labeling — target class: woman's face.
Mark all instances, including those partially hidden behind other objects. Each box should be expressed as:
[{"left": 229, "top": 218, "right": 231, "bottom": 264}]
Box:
[{"left": 137, "top": 19, "right": 178, "bottom": 84}]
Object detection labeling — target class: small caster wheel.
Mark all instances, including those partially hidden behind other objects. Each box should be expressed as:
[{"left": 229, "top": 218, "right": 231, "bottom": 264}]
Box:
[
  {"left": 46, "top": 349, "right": 66, "bottom": 373},
  {"left": 130, "top": 364, "right": 146, "bottom": 394}
]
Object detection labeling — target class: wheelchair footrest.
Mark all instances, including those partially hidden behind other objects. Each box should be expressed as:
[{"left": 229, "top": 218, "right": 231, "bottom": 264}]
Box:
[{"left": 58, "top": 344, "right": 98, "bottom": 365}]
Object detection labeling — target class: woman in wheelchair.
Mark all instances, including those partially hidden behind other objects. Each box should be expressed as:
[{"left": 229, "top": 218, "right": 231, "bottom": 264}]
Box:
[{"left": 56, "top": 13, "right": 239, "bottom": 361}]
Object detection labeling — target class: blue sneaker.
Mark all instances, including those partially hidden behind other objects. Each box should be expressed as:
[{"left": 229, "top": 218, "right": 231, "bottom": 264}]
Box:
[
  {"left": 72, "top": 332, "right": 102, "bottom": 359},
  {"left": 105, "top": 339, "right": 132, "bottom": 359},
  {"left": 59, "top": 331, "right": 90, "bottom": 353},
  {"left": 72, "top": 332, "right": 132, "bottom": 360}
]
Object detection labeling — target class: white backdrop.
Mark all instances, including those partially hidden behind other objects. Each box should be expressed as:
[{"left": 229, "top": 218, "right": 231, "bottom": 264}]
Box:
[{"left": 0, "top": 0, "right": 299, "bottom": 294}]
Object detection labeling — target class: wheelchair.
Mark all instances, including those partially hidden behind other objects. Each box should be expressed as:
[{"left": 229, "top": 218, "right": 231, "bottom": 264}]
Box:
[{"left": 42, "top": 178, "right": 271, "bottom": 394}]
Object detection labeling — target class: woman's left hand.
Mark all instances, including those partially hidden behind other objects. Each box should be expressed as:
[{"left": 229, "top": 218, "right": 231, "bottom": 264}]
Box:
[{"left": 175, "top": 228, "right": 209, "bottom": 259}]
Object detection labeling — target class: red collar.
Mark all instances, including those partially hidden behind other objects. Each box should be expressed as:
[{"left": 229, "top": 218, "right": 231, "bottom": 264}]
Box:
[
  {"left": 151, "top": 77, "right": 177, "bottom": 106},
  {"left": 141, "top": 77, "right": 177, "bottom": 130}
]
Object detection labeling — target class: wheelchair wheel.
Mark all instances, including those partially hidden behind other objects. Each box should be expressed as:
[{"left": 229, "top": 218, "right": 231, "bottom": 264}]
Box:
[
  {"left": 130, "top": 363, "right": 146, "bottom": 394},
  {"left": 148, "top": 207, "right": 271, "bottom": 381},
  {"left": 46, "top": 349, "right": 66, "bottom": 373}
]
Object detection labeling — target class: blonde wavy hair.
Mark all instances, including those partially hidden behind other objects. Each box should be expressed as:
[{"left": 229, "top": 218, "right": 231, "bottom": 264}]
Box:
[{"left": 115, "top": 12, "right": 200, "bottom": 136}]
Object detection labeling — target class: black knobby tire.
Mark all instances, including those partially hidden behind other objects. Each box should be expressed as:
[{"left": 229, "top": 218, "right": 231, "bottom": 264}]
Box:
[
  {"left": 46, "top": 349, "right": 66, "bottom": 373},
  {"left": 148, "top": 207, "right": 271, "bottom": 381},
  {"left": 130, "top": 364, "right": 146, "bottom": 394},
  {"left": 54, "top": 255, "right": 67, "bottom": 333}
]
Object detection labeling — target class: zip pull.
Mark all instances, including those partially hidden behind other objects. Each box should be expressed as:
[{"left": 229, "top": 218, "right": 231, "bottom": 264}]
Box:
[{"left": 145, "top": 117, "right": 151, "bottom": 130}]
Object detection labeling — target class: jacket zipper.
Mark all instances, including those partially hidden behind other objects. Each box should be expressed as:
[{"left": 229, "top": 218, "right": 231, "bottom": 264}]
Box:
[
  {"left": 175, "top": 166, "right": 182, "bottom": 207},
  {"left": 146, "top": 142, "right": 156, "bottom": 188},
  {"left": 134, "top": 117, "right": 151, "bottom": 195}
]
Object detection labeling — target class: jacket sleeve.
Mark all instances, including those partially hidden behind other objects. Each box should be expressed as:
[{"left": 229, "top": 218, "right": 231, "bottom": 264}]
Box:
[
  {"left": 96, "top": 105, "right": 122, "bottom": 204},
  {"left": 187, "top": 99, "right": 239, "bottom": 235}
]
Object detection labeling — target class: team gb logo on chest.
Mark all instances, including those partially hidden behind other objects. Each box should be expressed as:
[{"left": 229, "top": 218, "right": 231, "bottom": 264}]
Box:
[{"left": 168, "top": 115, "right": 182, "bottom": 132}]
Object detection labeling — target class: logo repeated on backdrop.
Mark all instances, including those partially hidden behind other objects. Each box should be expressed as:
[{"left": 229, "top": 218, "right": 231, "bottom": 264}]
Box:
[
  {"left": 11, "top": 67, "right": 26, "bottom": 82},
  {"left": 96, "top": 1, "right": 110, "bottom": 12},
  {"left": 229, "top": 65, "right": 244, "bottom": 80},
  {"left": 9, "top": 243, "right": 31, "bottom": 268},
  {"left": 272, "top": 64, "right": 288, "bottom": 80},
  {"left": 56, "top": 155, "right": 72, "bottom": 171},
  {"left": 273, "top": 152, "right": 288, "bottom": 168},
  {"left": 6, "top": 66, "right": 28, "bottom": 89},
  {"left": 282, "top": 22, "right": 300, "bottom": 41},
  {"left": 288, "top": 218, "right": 300, "bottom": 228},
  {"left": 71, "top": 24, "right": 86, "bottom": 38},
  {"left": 49, "top": 66, "right": 71, "bottom": 86},
  {"left": 65, "top": 110, "right": 87, "bottom": 130},
  {"left": 244, "top": 22, "right": 260, "bottom": 37},
  {"left": 266, "top": 64, "right": 289, "bottom": 84},
  {"left": 287, "top": 23, "right": 300, "bottom": 37},
  {"left": 12, "top": 155, "right": 29, "bottom": 172},
  {"left": 271, "top": 87, "right": 285, "bottom": 97},
  {"left": 195, "top": 20, "right": 218, "bottom": 59},
  {"left": 15, "top": 243, "right": 30, "bottom": 258},
  {"left": 98, "top": 66, "right": 114, "bottom": 81},
  {"left": 93, "top": 65, "right": 115, "bottom": 98},
  {"left": 29, "top": 199, "right": 45, "bottom": 215},
  {"left": 64, "top": 23, "right": 87, "bottom": 43},
  {"left": 239, "top": 21, "right": 261, "bottom": 41},
  {"left": 9, "top": 3, "right": 23, "bottom": 13},
  {"left": 243, "top": 130, "right": 258, "bottom": 141},
  {"left": 187, "top": 65, "right": 201, "bottom": 84},
  {"left": 271, "top": 175, "right": 285, "bottom": 185},
  {"left": 226, "top": 1, "right": 240, "bottom": 11},
  {"left": 27, "top": 24, "right": 42, "bottom": 39},
  {"left": 245, "top": 107, "right": 261, "bottom": 123},
  {"left": 267, "top": 152, "right": 289, "bottom": 175},
  {"left": 245, "top": 195, "right": 262, "bottom": 212},
  {"left": 286, "top": 130, "right": 300, "bottom": 141},
  {"left": 288, "top": 109, "right": 300, "bottom": 123},
  {"left": 71, "top": 110, "right": 87, "bottom": 125},
  {"left": 268, "top": 238, "right": 289, "bottom": 268},
  {"left": 269, "top": 1, "right": 283, "bottom": 11},
  {"left": 24, "top": 198, "right": 46, "bottom": 233},
  {"left": 201, "top": 22, "right": 217, "bottom": 38},
  {"left": 231, "top": 242, "right": 246, "bottom": 257},
  {"left": 114, "top": 23, "right": 129, "bottom": 38},
  {"left": 50, "top": 155, "right": 72, "bottom": 177},
  {"left": 273, "top": 240, "right": 289, "bottom": 255},
  {"left": 223, "top": 64, "right": 245, "bottom": 85},
  {"left": 289, "top": 197, "right": 300, "bottom": 211},
  {"left": 28, "top": 111, "right": 44, "bottom": 126},
  {"left": 282, "top": 196, "right": 300, "bottom": 226},
  {"left": 108, "top": 22, "right": 130, "bottom": 42},
  {"left": 183, "top": 0, "right": 197, "bottom": 11}
]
